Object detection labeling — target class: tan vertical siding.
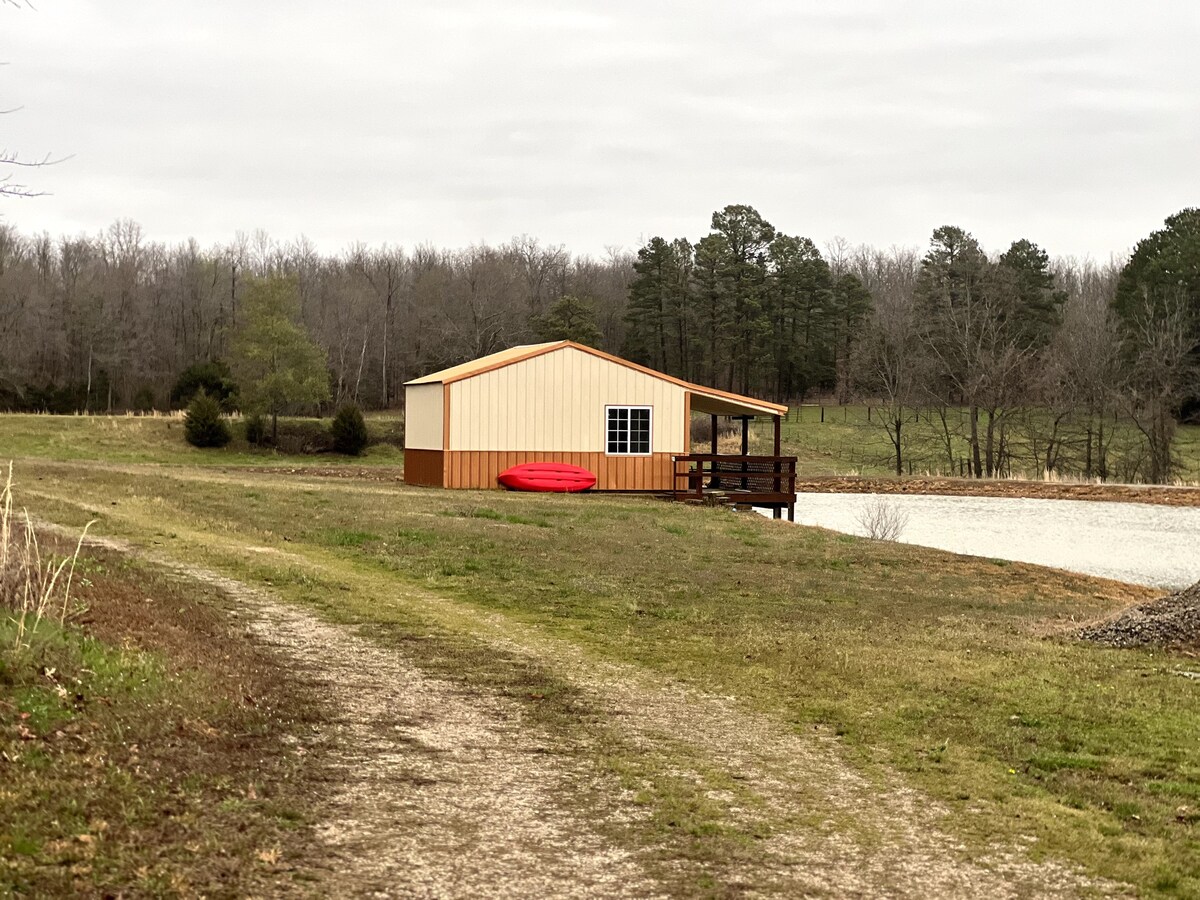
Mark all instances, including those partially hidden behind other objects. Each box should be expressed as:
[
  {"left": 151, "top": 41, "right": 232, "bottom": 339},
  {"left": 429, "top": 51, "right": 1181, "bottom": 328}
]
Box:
[
  {"left": 448, "top": 345, "right": 685, "bottom": 453},
  {"left": 404, "top": 384, "right": 444, "bottom": 450}
]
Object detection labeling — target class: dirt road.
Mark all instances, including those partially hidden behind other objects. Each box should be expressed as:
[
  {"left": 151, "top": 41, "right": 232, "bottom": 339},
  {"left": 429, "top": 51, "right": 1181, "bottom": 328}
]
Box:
[{"left": 63, "top": 528, "right": 1129, "bottom": 898}]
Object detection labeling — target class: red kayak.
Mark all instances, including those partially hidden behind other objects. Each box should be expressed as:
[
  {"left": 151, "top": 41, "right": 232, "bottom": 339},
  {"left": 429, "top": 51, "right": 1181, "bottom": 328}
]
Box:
[{"left": 497, "top": 463, "right": 597, "bottom": 493}]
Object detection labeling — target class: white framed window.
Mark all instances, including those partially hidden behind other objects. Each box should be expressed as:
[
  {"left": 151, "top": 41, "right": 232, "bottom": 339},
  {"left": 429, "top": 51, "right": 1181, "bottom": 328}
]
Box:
[{"left": 605, "top": 405, "right": 652, "bottom": 455}]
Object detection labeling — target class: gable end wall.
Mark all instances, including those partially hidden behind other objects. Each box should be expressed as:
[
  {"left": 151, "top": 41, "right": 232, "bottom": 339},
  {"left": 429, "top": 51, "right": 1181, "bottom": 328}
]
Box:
[
  {"left": 447, "top": 346, "right": 686, "bottom": 453},
  {"left": 404, "top": 383, "right": 445, "bottom": 450}
]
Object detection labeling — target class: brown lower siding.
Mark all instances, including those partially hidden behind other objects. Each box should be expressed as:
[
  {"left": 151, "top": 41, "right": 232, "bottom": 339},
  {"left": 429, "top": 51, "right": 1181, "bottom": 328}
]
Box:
[
  {"left": 442, "top": 451, "right": 676, "bottom": 491},
  {"left": 404, "top": 449, "right": 445, "bottom": 487}
]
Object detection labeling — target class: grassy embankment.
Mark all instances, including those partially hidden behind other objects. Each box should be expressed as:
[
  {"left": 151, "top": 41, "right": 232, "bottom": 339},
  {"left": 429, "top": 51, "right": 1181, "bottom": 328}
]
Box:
[
  {"left": 0, "top": 529, "right": 329, "bottom": 895},
  {"left": 771, "top": 404, "right": 1200, "bottom": 482},
  {"left": 8, "top": 413, "right": 1199, "bottom": 897},
  {"left": 0, "top": 412, "right": 405, "bottom": 467},
  {"left": 8, "top": 408, "right": 1200, "bottom": 484}
]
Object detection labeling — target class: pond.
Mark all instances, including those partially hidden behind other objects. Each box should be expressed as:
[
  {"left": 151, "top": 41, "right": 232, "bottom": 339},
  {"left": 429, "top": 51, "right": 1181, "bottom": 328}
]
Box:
[{"left": 757, "top": 493, "right": 1200, "bottom": 589}]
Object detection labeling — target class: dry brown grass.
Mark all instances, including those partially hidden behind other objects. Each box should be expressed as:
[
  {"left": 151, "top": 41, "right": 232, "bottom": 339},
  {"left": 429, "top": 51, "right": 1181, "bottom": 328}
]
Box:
[
  {"left": 1, "top": 535, "right": 331, "bottom": 896},
  {"left": 0, "top": 463, "right": 93, "bottom": 648}
]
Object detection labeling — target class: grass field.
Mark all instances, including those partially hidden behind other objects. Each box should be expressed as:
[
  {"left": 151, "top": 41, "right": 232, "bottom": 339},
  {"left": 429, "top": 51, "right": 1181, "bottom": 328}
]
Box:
[
  {"left": 5, "top": 416, "right": 1200, "bottom": 895},
  {"left": 0, "top": 412, "right": 405, "bottom": 467},
  {"left": 769, "top": 404, "right": 1200, "bottom": 483},
  {"left": 8, "top": 408, "right": 1197, "bottom": 485}
]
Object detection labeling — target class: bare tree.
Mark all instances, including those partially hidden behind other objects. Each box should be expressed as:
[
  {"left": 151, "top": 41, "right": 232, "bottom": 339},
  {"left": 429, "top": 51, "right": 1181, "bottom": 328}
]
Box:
[
  {"left": 857, "top": 496, "right": 910, "bottom": 541},
  {"left": 851, "top": 280, "right": 927, "bottom": 476},
  {"left": 1021, "top": 258, "right": 1126, "bottom": 479},
  {"left": 361, "top": 245, "right": 405, "bottom": 407},
  {"left": 1120, "top": 289, "right": 1199, "bottom": 483},
  {"left": 824, "top": 235, "right": 852, "bottom": 280},
  {"left": 443, "top": 244, "right": 518, "bottom": 360},
  {"left": 916, "top": 229, "right": 1041, "bottom": 478},
  {"left": 509, "top": 235, "right": 568, "bottom": 317}
]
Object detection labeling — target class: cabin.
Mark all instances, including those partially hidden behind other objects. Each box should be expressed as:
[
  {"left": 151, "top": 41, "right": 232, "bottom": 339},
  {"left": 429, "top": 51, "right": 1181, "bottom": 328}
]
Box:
[{"left": 403, "top": 341, "right": 797, "bottom": 518}]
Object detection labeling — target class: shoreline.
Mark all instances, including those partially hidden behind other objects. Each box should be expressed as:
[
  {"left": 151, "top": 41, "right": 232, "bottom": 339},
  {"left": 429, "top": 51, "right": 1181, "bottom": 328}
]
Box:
[{"left": 793, "top": 476, "right": 1200, "bottom": 508}]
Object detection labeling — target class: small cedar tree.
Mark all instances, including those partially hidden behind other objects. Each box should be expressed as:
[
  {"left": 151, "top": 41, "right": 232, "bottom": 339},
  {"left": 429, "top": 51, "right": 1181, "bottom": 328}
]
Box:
[
  {"left": 184, "top": 391, "right": 231, "bottom": 448},
  {"left": 243, "top": 413, "right": 268, "bottom": 446},
  {"left": 330, "top": 404, "right": 369, "bottom": 455}
]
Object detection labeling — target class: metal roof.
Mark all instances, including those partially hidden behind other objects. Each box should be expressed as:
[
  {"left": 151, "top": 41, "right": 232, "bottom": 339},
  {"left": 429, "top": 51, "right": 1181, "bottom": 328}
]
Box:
[
  {"left": 404, "top": 341, "right": 787, "bottom": 417},
  {"left": 405, "top": 342, "right": 562, "bottom": 385}
]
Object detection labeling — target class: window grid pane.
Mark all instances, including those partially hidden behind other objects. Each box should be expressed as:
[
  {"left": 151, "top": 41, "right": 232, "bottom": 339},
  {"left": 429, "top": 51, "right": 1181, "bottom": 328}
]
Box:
[{"left": 606, "top": 406, "right": 651, "bottom": 455}]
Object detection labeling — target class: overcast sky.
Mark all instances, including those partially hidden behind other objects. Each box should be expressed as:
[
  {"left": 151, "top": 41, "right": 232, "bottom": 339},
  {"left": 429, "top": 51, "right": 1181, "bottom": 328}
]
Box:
[{"left": 3, "top": 1, "right": 1198, "bottom": 259}]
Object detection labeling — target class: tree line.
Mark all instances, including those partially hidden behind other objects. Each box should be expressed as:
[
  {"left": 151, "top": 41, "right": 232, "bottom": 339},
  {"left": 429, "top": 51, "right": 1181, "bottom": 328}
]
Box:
[
  {"left": 848, "top": 211, "right": 1199, "bottom": 483},
  {"left": 0, "top": 223, "right": 632, "bottom": 413},
  {"left": 0, "top": 205, "right": 1196, "bottom": 482},
  {"left": 621, "top": 206, "right": 1198, "bottom": 483}
]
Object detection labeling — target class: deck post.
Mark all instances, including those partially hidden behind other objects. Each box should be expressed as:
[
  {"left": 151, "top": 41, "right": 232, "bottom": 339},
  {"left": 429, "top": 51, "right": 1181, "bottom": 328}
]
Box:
[
  {"left": 773, "top": 414, "right": 782, "bottom": 497},
  {"left": 710, "top": 414, "right": 720, "bottom": 488},
  {"left": 788, "top": 457, "right": 796, "bottom": 521},
  {"left": 740, "top": 416, "right": 750, "bottom": 489}
]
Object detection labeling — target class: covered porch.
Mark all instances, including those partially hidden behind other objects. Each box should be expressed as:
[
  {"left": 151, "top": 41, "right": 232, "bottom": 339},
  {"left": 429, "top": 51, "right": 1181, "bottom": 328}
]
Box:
[{"left": 674, "top": 390, "right": 797, "bottom": 521}]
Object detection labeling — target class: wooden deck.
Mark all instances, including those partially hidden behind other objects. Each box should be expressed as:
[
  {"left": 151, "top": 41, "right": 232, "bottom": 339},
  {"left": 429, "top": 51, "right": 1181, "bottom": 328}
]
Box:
[{"left": 672, "top": 454, "right": 797, "bottom": 520}]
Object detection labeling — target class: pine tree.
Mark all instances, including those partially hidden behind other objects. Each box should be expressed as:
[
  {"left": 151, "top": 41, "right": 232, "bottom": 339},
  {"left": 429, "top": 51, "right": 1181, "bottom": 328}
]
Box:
[
  {"left": 692, "top": 234, "right": 733, "bottom": 387},
  {"left": 624, "top": 237, "right": 693, "bottom": 376},
  {"left": 767, "top": 234, "right": 833, "bottom": 399},
  {"left": 997, "top": 238, "right": 1065, "bottom": 349},
  {"left": 830, "top": 273, "right": 873, "bottom": 402},
  {"left": 531, "top": 295, "right": 603, "bottom": 346},
  {"left": 708, "top": 205, "right": 776, "bottom": 393}
]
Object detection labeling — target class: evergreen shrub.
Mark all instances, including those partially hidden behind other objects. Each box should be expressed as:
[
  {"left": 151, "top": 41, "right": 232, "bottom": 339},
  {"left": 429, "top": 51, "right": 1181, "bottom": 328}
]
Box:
[
  {"left": 184, "top": 391, "right": 231, "bottom": 448},
  {"left": 244, "top": 413, "right": 268, "bottom": 446},
  {"left": 330, "top": 404, "right": 368, "bottom": 456}
]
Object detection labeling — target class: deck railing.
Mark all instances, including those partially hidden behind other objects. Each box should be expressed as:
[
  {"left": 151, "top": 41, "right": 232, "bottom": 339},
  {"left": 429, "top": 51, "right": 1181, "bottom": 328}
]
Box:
[{"left": 672, "top": 454, "right": 797, "bottom": 512}]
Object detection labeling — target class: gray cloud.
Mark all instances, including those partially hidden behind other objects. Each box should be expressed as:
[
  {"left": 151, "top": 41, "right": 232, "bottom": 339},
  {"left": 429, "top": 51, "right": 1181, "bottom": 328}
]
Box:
[{"left": 3, "top": 0, "right": 1198, "bottom": 259}]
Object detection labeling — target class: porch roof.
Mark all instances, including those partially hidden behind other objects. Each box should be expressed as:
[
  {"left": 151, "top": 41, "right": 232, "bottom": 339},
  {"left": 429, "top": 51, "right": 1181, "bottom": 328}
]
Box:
[{"left": 687, "top": 388, "right": 784, "bottom": 418}]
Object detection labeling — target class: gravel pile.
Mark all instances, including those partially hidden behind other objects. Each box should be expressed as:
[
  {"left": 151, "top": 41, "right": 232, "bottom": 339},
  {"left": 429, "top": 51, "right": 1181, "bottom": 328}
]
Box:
[{"left": 1079, "top": 580, "right": 1200, "bottom": 649}]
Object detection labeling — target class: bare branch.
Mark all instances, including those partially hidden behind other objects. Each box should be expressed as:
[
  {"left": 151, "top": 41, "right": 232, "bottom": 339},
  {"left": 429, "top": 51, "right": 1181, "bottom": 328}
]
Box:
[
  {"left": 1, "top": 149, "right": 70, "bottom": 168},
  {"left": 0, "top": 180, "right": 45, "bottom": 198},
  {"left": 3, "top": 0, "right": 57, "bottom": 197}
]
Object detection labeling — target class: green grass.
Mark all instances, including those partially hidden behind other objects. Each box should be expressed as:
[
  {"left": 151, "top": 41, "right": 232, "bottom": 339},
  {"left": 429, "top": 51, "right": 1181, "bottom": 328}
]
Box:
[
  {"left": 7, "top": 411, "right": 1200, "bottom": 894},
  {"left": 771, "top": 403, "right": 1200, "bottom": 482},
  {"left": 17, "top": 455, "right": 1200, "bottom": 897},
  {"left": 0, "top": 412, "right": 404, "bottom": 467},
  {"left": 8, "top": 408, "right": 1197, "bottom": 484}
]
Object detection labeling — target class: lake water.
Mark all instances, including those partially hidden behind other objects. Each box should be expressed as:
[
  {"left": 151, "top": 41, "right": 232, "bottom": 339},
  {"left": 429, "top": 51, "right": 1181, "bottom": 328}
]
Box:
[{"left": 757, "top": 493, "right": 1200, "bottom": 589}]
